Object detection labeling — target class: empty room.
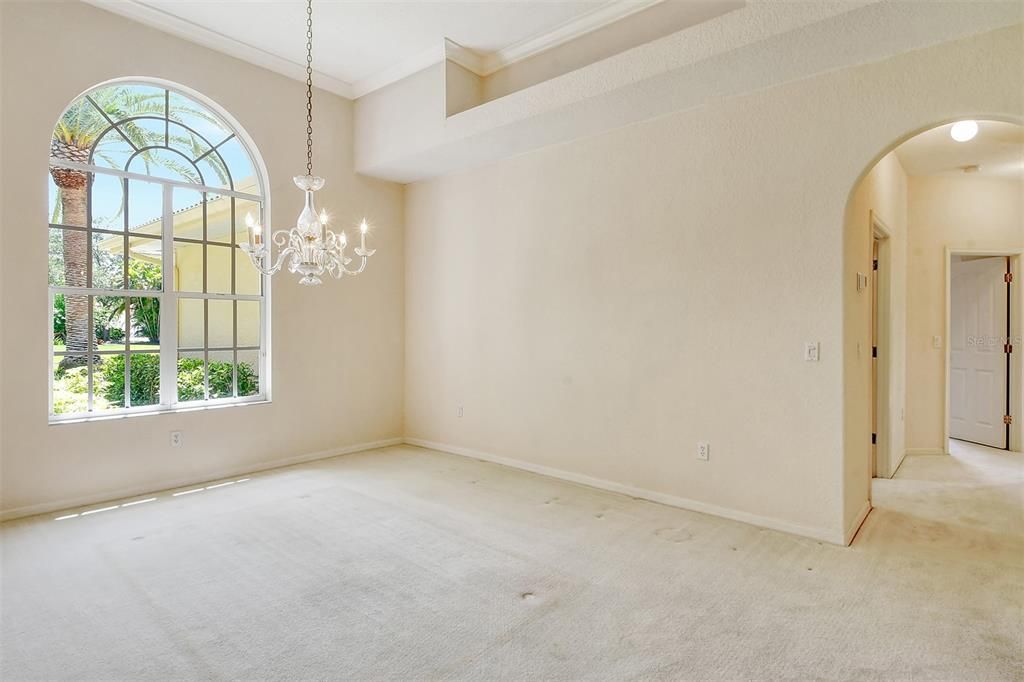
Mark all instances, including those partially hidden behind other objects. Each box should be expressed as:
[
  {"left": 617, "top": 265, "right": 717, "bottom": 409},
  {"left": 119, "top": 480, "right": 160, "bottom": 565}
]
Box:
[{"left": 1, "top": 1, "right": 1022, "bottom": 679}]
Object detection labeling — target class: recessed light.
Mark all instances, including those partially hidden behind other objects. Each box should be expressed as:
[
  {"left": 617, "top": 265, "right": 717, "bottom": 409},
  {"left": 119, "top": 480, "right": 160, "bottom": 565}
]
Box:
[{"left": 950, "top": 120, "right": 978, "bottom": 142}]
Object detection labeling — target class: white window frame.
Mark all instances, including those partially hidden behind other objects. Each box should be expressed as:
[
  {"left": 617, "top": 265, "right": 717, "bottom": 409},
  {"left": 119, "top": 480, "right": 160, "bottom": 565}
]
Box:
[{"left": 48, "top": 149, "right": 272, "bottom": 419}]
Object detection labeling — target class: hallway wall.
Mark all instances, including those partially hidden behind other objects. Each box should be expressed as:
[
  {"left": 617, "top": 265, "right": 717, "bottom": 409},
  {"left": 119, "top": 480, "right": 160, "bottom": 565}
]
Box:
[
  {"left": 905, "top": 175, "right": 1024, "bottom": 453},
  {"left": 844, "top": 152, "right": 908, "bottom": 494}
]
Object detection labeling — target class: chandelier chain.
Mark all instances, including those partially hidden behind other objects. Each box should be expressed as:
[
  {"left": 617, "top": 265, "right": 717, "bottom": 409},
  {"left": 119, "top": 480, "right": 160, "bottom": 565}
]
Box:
[
  {"left": 240, "top": 0, "right": 376, "bottom": 286},
  {"left": 305, "top": 0, "right": 314, "bottom": 176}
]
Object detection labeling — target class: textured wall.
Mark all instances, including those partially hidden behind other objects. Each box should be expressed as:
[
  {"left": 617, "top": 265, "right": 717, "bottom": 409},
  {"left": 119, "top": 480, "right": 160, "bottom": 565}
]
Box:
[
  {"left": 905, "top": 176, "right": 1024, "bottom": 452},
  {"left": 844, "top": 151, "right": 908, "bottom": 532},
  {"left": 0, "top": 1, "right": 405, "bottom": 517},
  {"left": 405, "top": 26, "right": 1023, "bottom": 544}
]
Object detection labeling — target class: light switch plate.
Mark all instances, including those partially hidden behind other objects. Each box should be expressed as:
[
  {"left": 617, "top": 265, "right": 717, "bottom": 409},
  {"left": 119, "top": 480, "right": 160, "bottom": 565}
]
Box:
[{"left": 804, "top": 342, "right": 820, "bottom": 362}]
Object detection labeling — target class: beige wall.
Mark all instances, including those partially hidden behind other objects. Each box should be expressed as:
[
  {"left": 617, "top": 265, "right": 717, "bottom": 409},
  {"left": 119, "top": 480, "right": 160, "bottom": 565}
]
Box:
[
  {"left": 0, "top": 1, "right": 405, "bottom": 517},
  {"left": 406, "top": 26, "right": 1023, "bottom": 544},
  {"left": 843, "top": 151, "right": 908, "bottom": 522},
  {"left": 905, "top": 175, "right": 1024, "bottom": 452}
]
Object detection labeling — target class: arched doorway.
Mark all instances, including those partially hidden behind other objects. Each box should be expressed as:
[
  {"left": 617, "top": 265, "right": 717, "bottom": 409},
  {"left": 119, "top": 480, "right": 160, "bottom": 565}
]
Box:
[{"left": 844, "top": 116, "right": 1023, "bottom": 540}]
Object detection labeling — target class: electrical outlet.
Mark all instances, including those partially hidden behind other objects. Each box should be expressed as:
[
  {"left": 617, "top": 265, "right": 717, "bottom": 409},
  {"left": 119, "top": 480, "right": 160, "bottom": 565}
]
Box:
[
  {"left": 457, "top": 405, "right": 464, "bottom": 418},
  {"left": 804, "top": 342, "right": 820, "bottom": 362},
  {"left": 697, "top": 441, "right": 710, "bottom": 461},
  {"left": 170, "top": 431, "right": 183, "bottom": 448}
]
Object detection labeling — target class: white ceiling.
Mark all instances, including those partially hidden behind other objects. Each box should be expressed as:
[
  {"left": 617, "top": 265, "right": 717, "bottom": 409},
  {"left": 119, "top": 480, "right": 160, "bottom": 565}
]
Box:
[
  {"left": 89, "top": 0, "right": 650, "bottom": 98},
  {"left": 895, "top": 120, "right": 1024, "bottom": 178}
]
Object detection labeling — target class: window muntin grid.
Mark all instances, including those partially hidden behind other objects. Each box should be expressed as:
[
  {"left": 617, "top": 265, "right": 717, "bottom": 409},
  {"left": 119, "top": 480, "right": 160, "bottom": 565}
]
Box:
[{"left": 48, "top": 82, "right": 267, "bottom": 421}]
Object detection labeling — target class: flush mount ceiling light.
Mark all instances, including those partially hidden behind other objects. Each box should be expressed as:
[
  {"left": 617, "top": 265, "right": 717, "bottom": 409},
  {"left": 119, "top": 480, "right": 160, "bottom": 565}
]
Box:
[
  {"left": 241, "top": 0, "right": 376, "bottom": 286},
  {"left": 950, "top": 120, "right": 979, "bottom": 143}
]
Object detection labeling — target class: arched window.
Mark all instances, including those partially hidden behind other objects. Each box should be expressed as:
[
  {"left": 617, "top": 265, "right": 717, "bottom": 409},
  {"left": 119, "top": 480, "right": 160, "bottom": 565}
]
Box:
[{"left": 48, "top": 81, "right": 268, "bottom": 420}]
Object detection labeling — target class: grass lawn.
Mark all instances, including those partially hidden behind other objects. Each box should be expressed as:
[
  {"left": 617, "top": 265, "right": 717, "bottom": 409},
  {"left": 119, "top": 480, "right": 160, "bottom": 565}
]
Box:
[{"left": 53, "top": 343, "right": 159, "bottom": 353}]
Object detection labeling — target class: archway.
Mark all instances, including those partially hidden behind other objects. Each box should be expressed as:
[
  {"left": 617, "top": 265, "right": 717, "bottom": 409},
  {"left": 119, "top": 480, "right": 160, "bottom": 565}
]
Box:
[{"left": 843, "top": 116, "right": 1023, "bottom": 541}]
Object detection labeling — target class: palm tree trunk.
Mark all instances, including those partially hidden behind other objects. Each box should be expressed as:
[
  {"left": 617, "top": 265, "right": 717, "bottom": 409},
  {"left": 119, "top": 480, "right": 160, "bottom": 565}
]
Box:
[{"left": 52, "top": 168, "right": 90, "bottom": 369}]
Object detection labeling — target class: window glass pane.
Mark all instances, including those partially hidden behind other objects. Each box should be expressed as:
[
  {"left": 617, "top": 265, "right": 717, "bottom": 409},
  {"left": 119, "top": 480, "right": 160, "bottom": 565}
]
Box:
[
  {"left": 48, "top": 228, "right": 71, "bottom": 286},
  {"left": 50, "top": 227, "right": 88, "bottom": 288},
  {"left": 91, "top": 129, "right": 135, "bottom": 170},
  {"left": 127, "top": 178, "right": 162, "bottom": 234},
  {"left": 52, "top": 354, "right": 89, "bottom": 415},
  {"left": 234, "top": 198, "right": 260, "bottom": 245},
  {"left": 90, "top": 173, "right": 125, "bottom": 230},
  {"left": 173, "top": 188, "right": 204, "bottom": 239},
  {"left": 197, "top": 152, "right": 231, "bottom": 190},
  {"left": 220, "top": 138, "right": 256, "bottom": 191},
  {"left": 128, "top": 148, "right": 200, "bottom": 184},
  {"left": 128, "top": 353, "right": 161, "bottom": 407},
  {"left": 167, "top": 121, "right": 212, "bottom": 162},
  {"left": 128, "top": 296, "right": 160, "bottom": 348},
  {"left": 237, "top": 350, "right": 260, "bottom": 397},
  {"left": 208, "top": 300, "right": 233, "bottom": 349},
  {"left": 128, "top": 239, "right": 162, "bottom": 290},
  {"left": 208, "top": 350, "right": 234, "bottom": 399},
  {"left": 168, "top": 91, "right": 231, "bottom": 145},
  {"left": 207, "top": 244, "right": 232, "bottom": 294},
  {"left": 90, "top": 83, "right": 166, "bottom": 127},
  {"left": 93, "top": 354, "right": 126, "bottom": 412},
  {"left": 173, "top": 241, "right": 204, "bottom": 292},
  {"left": 56, "top": 294, "right": 91, "bottom": 357},
  {"left": 207, "top": 194, "right": 232, "bottom": 244},
  {"left": 235, "top": 248, "right": 261, "bottom": 295},
  {"left": 126, "top": 117, "right": 166, "bottom": 150},
  {"left": 93, "top": 296, "right": 126, "bottom": 352},
  {"left": 177, "top": 298, "right": 205, "bottom": 349},
  {"left": 237, "top": 301, "right": 260, "bottom": 347},
  {"left": 92, "top": 232, "right": 125, "bottom": 289},
  {"left": 177, "top": 351, "right": 206, "bottom": 402}
]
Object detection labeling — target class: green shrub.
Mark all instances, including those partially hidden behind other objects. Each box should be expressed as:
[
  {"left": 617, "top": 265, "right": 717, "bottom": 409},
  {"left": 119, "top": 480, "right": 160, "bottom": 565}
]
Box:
[
  {"left": 100, "top": 354, "right": 258, "bottom": 405},
  {"left": 176, "top": 357, "right": 206, "bottom": 401}
]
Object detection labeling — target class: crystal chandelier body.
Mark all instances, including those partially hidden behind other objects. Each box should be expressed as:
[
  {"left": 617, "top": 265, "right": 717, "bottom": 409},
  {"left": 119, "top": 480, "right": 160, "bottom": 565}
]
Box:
[{"left": 241, "top": 0, "right": 375, "bottom": 286}]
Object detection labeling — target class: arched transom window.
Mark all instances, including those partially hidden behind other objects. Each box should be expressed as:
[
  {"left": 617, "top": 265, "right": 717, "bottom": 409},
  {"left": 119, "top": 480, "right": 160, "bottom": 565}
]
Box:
[{"left": 48, "top": 81, "right": 268, "bottom": 420}]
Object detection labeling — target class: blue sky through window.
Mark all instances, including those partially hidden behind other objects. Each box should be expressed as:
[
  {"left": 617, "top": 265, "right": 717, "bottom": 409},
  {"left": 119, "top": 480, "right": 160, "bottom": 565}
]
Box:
[{"left": 49, "top": 84, "right": 259, "bottom": 231}]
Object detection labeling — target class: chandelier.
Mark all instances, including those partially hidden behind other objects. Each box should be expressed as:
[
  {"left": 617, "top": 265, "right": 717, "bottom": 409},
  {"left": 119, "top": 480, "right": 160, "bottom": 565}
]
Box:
[{"left": 241, "top": 0, "right": 375, "bottom": 286}]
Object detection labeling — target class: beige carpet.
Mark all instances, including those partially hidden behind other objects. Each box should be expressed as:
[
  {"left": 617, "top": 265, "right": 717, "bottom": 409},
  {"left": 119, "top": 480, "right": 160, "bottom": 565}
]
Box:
[{"left": 2, "top": 441, "right": 1021, "bottom": 680}]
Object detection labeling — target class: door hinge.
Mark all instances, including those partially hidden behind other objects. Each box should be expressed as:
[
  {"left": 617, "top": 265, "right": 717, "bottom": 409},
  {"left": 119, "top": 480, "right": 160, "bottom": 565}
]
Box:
[
  {"left": 873, "top": 259, "right": 879, "bottom": 271},
  {"left": 872, "top": 346, "right": 878, "bottom": 358},
  {"left": 1005, "top": 272, "right": 1013, "bottom": 283},
  {"left": 871, "top": 432, "right": 877, "bottom": 445},
  {"left": 1005, "top": 343, "right": 1013, "bottom": 354},
  {"left": 1004, "top": 415, "right": 1013, "bottom": 426}
]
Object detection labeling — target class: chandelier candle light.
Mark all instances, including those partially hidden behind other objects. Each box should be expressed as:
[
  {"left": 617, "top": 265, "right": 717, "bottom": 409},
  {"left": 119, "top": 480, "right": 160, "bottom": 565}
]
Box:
[{"left": 241, "top": 0, "right": 375, "bottom": 286}]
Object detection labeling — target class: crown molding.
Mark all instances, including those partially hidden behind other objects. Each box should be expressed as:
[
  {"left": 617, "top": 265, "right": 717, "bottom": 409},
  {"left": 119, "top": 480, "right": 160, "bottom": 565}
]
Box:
[
  {"left": 479, "top": 0, "right": 666, "bottom": 76},
  {"left": 443, "top": 39, "right": 487, "bottom": 76},
  {"left": 85, "top": 0, "right": 668, "bottom": 100},
  {"left": 83, "top": 0, "right": 355, "bottom": 99},
  {"left": 351, "top": 44, "right": 447, "bottom": 98},
  {"left": 362, "top": 0, "right": 668, "bottom": 96}
]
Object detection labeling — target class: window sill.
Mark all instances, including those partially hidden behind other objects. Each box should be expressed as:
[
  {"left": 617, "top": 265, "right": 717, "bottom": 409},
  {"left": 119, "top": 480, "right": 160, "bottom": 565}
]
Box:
[{"left": 49, "top": 398, "right": 271, "bottom": 425}]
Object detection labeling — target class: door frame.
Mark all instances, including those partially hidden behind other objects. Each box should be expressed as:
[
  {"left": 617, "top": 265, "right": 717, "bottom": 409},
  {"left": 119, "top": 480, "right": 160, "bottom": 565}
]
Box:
[
  {"left": 944, "top": 247, "right": 1022, "bottom": 453},
  {"left": 871, "top": 213, "right": 892, "bottom": 476}
]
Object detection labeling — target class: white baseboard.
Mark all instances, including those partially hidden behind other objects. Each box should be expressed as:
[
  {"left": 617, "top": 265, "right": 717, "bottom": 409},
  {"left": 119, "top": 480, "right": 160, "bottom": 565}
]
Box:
[
  {"left": 0, "top": 437, "right": 403, "bottom": 522},
  {"left": 905, "top": 448, "right": 947, "bottom": 456},
  {"left": 404, "top": 438, "right": 845, "bottom": 545},
  {"left": 844, "top": 500, "right": 872, "bottom": 545}
]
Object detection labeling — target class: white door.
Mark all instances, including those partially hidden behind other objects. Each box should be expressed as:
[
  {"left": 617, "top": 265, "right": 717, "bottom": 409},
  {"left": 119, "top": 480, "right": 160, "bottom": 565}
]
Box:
[{"left": 949, "top": 257, "right": 1008, "bottom": 448}]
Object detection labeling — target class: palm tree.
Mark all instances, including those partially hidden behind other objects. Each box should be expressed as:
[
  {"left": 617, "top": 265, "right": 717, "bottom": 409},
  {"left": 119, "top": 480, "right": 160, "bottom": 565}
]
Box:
[{"left": 51, "top": 86, "right": 227, "bottom": 368}]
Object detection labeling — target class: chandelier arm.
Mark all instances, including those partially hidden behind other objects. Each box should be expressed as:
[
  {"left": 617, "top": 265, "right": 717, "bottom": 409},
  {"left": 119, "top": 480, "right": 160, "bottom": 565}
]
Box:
[{"left": 338, "top": 256, "right": 370, "bottom": 276}]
